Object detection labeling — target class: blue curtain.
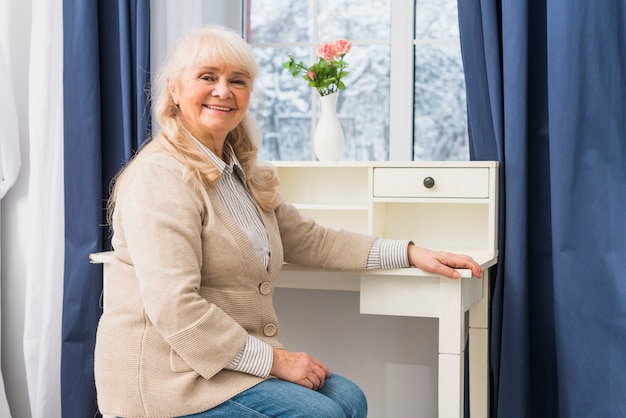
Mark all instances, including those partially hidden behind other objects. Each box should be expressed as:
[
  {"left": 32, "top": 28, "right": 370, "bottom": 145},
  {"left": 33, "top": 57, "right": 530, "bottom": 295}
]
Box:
[
  {"left": 62, "top": 0, "right": 150, "bottom": 416},
  {"left": 459, "top": 1, "right": 626, "bottom": 417}
]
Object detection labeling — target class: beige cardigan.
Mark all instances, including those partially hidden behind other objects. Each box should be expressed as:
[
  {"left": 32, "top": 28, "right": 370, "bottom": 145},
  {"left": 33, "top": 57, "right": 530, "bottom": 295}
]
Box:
[{"left": 94, "top": 141, "right": 376, "bottom": 418}]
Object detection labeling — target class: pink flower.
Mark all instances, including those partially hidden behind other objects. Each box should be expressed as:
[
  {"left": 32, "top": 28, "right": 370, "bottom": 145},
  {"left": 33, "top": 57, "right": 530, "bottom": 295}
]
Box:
[
  {"left": 284, "top": 38, "right": 352, "bottom": 96},
  {"left": 333, "top": 39, "right": 352, "bottom": 57},
  {"left": 316, "top": 42, "right": 336, "bottom": 63}
]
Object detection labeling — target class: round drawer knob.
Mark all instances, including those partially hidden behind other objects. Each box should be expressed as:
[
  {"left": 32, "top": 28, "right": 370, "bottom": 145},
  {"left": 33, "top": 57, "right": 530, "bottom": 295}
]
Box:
[{"left": 423, "top": 176, "right": 435, "bottom": 189}]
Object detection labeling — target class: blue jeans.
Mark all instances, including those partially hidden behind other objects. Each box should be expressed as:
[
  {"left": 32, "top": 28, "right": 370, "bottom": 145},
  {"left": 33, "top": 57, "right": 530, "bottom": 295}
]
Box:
[{"left": 180, "top": 373, "right": 367, "bottom": 418}]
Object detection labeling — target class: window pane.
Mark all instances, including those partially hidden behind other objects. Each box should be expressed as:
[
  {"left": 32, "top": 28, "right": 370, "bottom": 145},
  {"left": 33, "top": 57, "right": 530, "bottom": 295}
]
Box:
[
  {"left": 340, "top": 44, "right": 390, "bottom": 161},
  {"left": 317, "top": 0, "right": 390, "bottom": 41},
  {"left": 413, "top": 43, "right": 468, "bottom": 161},
  {"left": 248, "top": 0, "right": 310, "bottom": 43},
  {"left": 415, "top": 0, "right": 460, "bottom": 39},
  {"left": 251, "top": 46, "right": 313, "bottom": 161}
]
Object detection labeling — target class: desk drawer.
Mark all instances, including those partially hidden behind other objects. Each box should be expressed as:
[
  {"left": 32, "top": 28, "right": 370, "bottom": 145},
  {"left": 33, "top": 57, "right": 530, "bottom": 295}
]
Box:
[{"left": 373, "top": 167, "right": 489, "bottom": 198}]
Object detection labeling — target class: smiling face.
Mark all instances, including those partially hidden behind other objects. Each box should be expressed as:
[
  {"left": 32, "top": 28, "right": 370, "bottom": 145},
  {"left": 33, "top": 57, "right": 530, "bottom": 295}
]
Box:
[{"left": 168, "top": 63, "right": 251, "bottom": 151}]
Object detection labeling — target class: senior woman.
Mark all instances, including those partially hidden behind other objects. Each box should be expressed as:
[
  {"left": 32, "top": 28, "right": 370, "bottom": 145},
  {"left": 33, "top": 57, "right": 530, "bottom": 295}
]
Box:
[{"left": 94, "top": 25, "right": 483, "bottom": 418}]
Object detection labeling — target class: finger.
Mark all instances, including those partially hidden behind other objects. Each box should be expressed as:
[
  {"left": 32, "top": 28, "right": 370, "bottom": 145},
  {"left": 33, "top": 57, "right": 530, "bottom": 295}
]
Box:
[
  {"left": 431, "top": 257, "right": 460, "bottom": 279},
  {"left": 471, "top": 264, "right": 484, "bottom": 278},
  {"left": 318, "top": 362, "right": 331, "bottom": 378},
  {"left": 312, "top": 366, "right": 326, "bottom": 385},
  {"left": 301, "top": 376, "right": 315, "bottom": 390},
  {"left": 307, "top": 374, "right": 321, "bottom": 390},
  {"left": 444, "top": 266, "right": 461, "bottom": 280},
  {"left": 315, "top": 373, "right": 327, "bottom": 390},
  {"left": 441, "top": 255, "right": 483, "bottom": 278},
  {"left": 311, "top": 357, "right": 331, "bottom": 378},
  {"left": 455, "top": 257, "right": 483, "bottom": 278}
]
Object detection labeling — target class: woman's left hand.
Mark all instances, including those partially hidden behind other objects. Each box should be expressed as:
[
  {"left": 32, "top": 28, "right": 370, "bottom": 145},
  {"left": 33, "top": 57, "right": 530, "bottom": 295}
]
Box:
[{"left": 407, "top": 244, "right": 483, "bottom": 279}]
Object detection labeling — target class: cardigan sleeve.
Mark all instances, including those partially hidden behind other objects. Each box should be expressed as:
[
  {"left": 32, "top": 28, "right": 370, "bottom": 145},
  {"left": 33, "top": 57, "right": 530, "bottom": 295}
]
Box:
[{"left": 274, "top": 199, "right": 377, "bottom": 271}]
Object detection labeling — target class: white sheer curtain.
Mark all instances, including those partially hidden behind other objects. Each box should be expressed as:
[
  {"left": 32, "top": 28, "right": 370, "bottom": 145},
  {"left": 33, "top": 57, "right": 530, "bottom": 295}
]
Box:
[
  {"left": 0, "top": 0, "right": 62, "bottom": 415},
  {"left": 0, "top": 35, "right": 21, "bottom": 417},
  {"left": 0, "top": 0, "right": 64, "bottom": 418},
  {"left": 0, "top": 209, "right": 11, "bottom": 418},
  {"left": 22, "top": 0, "right": 65, "bottom": 416},
  {"left": 0, "top": 46, "right": 21, "bottom": 200}
]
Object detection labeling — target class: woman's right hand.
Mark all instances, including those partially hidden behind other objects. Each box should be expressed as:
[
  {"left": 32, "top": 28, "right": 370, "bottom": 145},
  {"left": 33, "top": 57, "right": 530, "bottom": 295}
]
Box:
[{"left": 270, "top": 348, "right": 330, "bottom": 390}]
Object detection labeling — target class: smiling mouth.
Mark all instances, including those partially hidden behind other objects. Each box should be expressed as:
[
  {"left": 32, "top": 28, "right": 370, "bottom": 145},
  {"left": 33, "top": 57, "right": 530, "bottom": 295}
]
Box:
[{"left": 205, "top": 104, "right": 232, "bottom": 111}]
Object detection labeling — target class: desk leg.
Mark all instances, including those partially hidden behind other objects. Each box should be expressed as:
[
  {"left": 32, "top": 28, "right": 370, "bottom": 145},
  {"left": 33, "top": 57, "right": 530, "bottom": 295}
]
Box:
[
  {"left": 438, "top": 352, "right": 464, "bottom": 417},
  {"left": 438, "top": 278, "right": 465, "bottom": 418},
  {"left": 469, "top": 270, "right": 490, "bottom": 417}
]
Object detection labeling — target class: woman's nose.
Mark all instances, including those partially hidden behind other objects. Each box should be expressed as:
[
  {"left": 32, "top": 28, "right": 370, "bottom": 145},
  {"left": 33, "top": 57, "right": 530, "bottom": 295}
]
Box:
[{"left": 212, "top": 79, "right": 232, "bottom": 98}]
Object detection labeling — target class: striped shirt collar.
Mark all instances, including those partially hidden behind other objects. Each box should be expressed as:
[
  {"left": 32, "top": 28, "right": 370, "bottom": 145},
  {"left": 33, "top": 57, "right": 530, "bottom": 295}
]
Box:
[{"left": 189, "top": 135, "right": 247, "bottom": 184}]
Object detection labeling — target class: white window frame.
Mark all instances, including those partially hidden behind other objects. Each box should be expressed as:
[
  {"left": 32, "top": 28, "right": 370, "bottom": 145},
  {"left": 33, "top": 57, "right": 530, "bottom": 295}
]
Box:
[{"left": 389, "top": 0, "right": 416, "bottom": 161}]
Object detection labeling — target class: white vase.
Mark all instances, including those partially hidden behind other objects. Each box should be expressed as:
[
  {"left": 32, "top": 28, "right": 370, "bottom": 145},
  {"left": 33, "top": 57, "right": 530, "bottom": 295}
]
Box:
[{"left": 313, "top": 91, "right": 345, "bottom": 161}]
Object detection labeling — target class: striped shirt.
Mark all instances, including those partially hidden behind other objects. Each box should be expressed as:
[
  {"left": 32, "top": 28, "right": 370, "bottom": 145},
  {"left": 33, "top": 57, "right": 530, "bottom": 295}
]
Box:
[{"left": 193, "top": 137, "right": 411, "bottom": 378}]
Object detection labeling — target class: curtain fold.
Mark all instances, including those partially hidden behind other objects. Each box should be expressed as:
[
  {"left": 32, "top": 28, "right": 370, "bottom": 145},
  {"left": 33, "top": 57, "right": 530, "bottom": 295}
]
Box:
[
  {"left": 62, "top": 0, "right": 150, "bottom": 416},
  {"left": 0, "top": 38, "right": 20, "bottom": 418},
  {"left": 459, "top": 0, "right": 626, "bottom": 417},
  {"left": 546, "top": 2, "right": 626, "bottom": 415},
  {"left": 23, "top": 0, "right": 65, "bottom": 416},
  {"left": 0, "top": 44, "right": 21, "bottom": 199},
  {"left": 0, "top": 208, "right": 11, "bottom": 418}
]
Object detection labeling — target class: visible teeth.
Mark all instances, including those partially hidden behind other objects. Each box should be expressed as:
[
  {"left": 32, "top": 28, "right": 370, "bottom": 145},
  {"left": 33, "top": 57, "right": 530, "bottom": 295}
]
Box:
[{"left": 206, "top": 105, "right": 230, "bottom": 111}]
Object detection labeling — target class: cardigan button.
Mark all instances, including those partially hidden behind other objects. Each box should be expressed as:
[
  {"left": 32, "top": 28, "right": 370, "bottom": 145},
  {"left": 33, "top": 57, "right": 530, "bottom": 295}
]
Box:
[
  {"left": 259, "top": 281, "right": 272, "bottom": 295},
  {"left": 263, "top": 323, "right": 277, "bottom": 337}
]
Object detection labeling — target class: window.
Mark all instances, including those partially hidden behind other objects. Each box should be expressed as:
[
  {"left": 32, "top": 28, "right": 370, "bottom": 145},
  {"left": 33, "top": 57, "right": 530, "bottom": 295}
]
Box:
[{"left": 245, "top": 0, "right": 468, "bottom": 161}]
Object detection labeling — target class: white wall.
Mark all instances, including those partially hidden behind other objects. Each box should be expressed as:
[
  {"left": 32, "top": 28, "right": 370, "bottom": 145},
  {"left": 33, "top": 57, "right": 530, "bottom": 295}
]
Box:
[
  {"left": 1, "top": 0, "right": 34, "bottom": 416},
  {"left": 201, "top": 0, "right": 242, "bottom": 30}
]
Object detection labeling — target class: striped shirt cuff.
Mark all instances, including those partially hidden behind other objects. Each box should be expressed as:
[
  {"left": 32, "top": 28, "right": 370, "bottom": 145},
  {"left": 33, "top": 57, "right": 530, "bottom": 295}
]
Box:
[
  {"left": 226, "top": 335, "right": 273, "bottom": 378},
  {"left": 366, "top": 238, "right": 412, "bottom": 269}
]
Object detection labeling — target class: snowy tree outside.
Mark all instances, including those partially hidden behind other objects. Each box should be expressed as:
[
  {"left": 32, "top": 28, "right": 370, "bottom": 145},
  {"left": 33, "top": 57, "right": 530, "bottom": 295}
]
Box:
[{"left": 246, "top": 0, "right": 468, "bottom": 161}]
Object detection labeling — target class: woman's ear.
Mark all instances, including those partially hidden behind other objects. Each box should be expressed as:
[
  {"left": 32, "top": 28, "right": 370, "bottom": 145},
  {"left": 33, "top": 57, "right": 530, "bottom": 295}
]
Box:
[{"left": 167, "top": 77, "right": 179, "bottom": 105}]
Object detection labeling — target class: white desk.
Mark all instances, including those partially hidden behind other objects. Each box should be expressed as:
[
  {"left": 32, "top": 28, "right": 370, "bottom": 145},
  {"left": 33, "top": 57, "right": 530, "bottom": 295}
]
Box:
[{"left": 91, "top": 160, "right": 498, "bottom": 418}]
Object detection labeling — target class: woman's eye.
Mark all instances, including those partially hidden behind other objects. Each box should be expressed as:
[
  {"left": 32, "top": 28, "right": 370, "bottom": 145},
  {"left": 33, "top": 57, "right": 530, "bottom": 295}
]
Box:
[{"left": 231, "top": 79, "right": 247, "bottom": 86}]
